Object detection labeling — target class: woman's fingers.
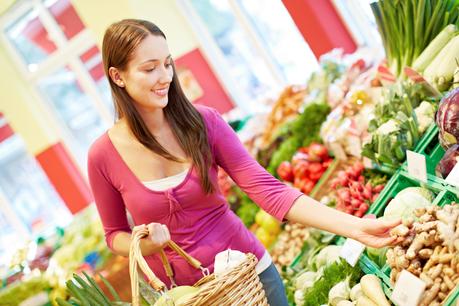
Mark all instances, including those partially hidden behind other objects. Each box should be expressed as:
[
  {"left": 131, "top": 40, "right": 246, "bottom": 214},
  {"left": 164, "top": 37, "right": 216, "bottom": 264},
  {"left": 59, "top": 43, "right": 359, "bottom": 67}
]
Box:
[{"left": 147, "top": 223, "right": 170, "bottom": 248}]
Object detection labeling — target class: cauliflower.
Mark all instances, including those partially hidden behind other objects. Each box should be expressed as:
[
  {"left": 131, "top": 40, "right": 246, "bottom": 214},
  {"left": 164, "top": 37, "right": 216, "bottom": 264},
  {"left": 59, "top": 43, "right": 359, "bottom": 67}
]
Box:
[
  {"left": 414, "top": 101, "right": 435, "bottom": 133},
  {"left": 376, "top": 119, "right": 400, "bottom": 135}
]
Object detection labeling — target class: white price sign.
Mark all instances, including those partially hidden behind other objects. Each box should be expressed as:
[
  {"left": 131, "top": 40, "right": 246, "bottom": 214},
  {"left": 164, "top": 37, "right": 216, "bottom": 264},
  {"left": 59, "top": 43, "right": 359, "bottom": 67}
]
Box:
[
  {"left": 391, "top": 270, "right": 426, "bottom": 306},
  {"left": 445, "top": 159, "right": 459, "bottom": 187},
  {"left": 339, "top": 238, "right": 365, "bottom": 267},
  {"left": 406, "top": 150, "right": 427, "bottom": 183}
]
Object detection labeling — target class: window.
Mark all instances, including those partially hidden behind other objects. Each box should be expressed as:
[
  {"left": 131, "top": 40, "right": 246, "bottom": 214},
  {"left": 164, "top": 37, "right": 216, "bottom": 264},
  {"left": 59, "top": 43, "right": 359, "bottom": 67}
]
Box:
[
  {"left": 0, "top": 0, "right": 113, "bottom": 265},
  {"left": 1, "top": 0, "right": 114, "bottom": 170},
  {"left": 0, "top": 134, "right": 71, "bottom": 267},
  {"left": 332, "top": 0, "right": 383, "bottom": 50},
  {"left": 178, "top": 0, "right": 318, "bottom": 113}
]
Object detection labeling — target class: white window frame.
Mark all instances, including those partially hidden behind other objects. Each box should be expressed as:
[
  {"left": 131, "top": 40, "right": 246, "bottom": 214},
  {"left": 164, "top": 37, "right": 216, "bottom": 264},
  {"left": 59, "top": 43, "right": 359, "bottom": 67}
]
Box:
[
  {"left": 332, "top": 0, "right": 382, "bottom": 49},
  {"left": 175, "top": 0, "right": 289, "bottom": 114},
  {"left": 0, "top": 0, "right": 113, "bottom": 173}
]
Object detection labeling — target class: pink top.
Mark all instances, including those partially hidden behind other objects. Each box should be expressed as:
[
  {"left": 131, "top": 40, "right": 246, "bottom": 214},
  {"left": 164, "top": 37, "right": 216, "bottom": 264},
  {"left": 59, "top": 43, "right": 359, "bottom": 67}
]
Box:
[{"left": 87, "top": 105, "right": 303, "bottom": 286}]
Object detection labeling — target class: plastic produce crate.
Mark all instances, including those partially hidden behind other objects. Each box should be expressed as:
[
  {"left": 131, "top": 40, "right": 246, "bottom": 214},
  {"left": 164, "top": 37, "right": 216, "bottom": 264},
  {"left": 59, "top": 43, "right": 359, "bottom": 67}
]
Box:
[
  {"left": 399, "top": 124, "right": 459, "bottom": 196},
  {"left": 443, "top": 285, "right": 459, "bottom": 306},
  {"left": 366, "top": 170, "right": 444, "bottom": 218},
  {"left": 366, "top": 172, "right": 459, "bottom": 293}
]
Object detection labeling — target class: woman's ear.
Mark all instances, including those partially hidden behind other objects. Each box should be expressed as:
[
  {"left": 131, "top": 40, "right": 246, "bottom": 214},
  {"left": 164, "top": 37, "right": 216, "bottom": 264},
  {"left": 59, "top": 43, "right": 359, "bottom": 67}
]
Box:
[{"left": 108, "top": 67, "right": 125, "bottom": 88}]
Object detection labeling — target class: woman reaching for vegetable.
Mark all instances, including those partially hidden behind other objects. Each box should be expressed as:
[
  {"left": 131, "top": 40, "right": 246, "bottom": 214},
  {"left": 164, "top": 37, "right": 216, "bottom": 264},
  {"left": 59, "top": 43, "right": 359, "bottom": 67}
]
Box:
[{"left": 87, "top": 19, "right": 400, "bottom": 306}]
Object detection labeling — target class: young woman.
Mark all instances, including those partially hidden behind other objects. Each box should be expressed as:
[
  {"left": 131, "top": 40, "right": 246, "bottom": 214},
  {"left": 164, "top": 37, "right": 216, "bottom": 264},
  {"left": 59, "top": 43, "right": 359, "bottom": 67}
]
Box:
[{"left": 88, "top": 19, "right": 399, "bottom": 305}]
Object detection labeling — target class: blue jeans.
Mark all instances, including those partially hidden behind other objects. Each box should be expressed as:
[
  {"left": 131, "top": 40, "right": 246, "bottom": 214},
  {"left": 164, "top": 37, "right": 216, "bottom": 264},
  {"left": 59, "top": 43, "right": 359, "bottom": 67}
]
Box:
[{"left": 258, "top": 263, "right": 289, "bottom": 306}]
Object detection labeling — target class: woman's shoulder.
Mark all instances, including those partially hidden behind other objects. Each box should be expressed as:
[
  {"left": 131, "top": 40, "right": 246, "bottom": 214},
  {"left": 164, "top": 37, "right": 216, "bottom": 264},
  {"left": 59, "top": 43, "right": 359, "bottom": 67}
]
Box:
[
  {"left": 87, "top": 131, "right": 111, "bottom": 166},
  {"left": 194, "top": 104, "right": 224, "bottom": 129},
  {"left": 194, "top": 104, "right": 218, "bottom": 119}
]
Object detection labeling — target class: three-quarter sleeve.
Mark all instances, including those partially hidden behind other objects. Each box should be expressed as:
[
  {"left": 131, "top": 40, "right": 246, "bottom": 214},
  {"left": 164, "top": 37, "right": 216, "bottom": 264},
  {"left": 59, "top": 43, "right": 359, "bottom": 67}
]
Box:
[
  {"left": 87, "top": 143, "right": 131, "bottom": 250},
  {"left": 207, "top": 108, "right": 303, "bottom": 221}
]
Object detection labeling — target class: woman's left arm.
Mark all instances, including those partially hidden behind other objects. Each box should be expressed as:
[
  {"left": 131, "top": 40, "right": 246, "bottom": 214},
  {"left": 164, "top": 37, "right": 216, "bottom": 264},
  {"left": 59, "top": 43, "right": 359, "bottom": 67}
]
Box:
[
  {"left": 207, "top": 108, "right": 399, "bottom": 248},
  {"left": 286, "top": 195, "right": 399, "bottom": 248}
]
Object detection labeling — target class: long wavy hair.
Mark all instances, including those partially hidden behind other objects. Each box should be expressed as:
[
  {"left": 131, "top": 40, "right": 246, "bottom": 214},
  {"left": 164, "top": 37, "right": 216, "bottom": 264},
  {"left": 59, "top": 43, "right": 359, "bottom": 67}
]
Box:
[{"left": 102, "top": 19, "right": 214, "bottom": 193}]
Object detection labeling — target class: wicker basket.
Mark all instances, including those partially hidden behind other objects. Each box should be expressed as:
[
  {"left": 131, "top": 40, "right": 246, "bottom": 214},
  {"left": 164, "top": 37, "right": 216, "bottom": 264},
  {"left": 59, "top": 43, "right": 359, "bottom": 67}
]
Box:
[{"left": 130, "top": 225, "right": 269, "bottom": 306}]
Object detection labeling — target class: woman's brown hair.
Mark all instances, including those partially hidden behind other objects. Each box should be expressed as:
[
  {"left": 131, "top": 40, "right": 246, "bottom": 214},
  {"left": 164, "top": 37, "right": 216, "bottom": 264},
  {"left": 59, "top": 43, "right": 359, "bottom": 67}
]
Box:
[{"left": 102, "top": 19, "right": 214, "bottom": 193}]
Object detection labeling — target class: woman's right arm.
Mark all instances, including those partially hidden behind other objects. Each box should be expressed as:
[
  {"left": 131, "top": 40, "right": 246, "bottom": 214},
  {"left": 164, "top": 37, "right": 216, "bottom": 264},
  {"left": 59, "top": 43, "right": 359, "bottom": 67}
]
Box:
[{"left": 87, "top": 144, "right": 169, "bottom": 257}]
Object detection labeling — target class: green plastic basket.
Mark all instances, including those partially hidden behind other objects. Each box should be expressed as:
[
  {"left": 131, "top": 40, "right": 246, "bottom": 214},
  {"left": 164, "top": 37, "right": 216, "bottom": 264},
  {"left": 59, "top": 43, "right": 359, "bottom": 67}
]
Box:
[
  {"left": 366, "top": 170, "right": 443, "bottom": 218},
  {"left": 443, "top": 285, "right": 459, "bottom": 306},
  {"left": 366, "top": 171, "right": 459, "bottom": 290},
  {"left": 400, "top": 124, "right": 445, "bottom": 175}
]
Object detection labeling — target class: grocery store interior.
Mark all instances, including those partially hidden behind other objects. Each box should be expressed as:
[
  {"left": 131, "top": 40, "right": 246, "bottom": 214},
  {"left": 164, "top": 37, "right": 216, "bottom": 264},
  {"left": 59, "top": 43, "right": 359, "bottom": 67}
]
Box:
[{"left": 0, "top": 0, "right": 458, "bottom": 305}]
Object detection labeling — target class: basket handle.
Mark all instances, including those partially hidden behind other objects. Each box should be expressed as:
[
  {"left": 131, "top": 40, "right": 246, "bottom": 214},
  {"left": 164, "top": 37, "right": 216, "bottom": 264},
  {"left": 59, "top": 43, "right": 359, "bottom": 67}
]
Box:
[{"left": 129, "top": 225, "right": 207, "bottom": 306}]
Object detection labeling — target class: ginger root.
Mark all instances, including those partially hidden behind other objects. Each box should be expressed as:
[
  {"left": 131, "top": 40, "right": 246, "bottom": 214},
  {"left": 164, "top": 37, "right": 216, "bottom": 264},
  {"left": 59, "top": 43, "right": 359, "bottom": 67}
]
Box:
[
  {"left": 419, "top": 283, "right": 441, "bottom": 306},
  {"left": 418, "top": 248, "right": 433, "bottom": 259},
  {"left": 390, "top": 224, "right": 410, "bottom": 237}
]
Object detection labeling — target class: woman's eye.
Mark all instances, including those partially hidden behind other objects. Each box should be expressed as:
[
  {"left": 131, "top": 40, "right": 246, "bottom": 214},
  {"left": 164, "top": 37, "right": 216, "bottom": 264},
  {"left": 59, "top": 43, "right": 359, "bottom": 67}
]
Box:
[{"left": 145, "top": 67, "right": 155, "bottom": 72}]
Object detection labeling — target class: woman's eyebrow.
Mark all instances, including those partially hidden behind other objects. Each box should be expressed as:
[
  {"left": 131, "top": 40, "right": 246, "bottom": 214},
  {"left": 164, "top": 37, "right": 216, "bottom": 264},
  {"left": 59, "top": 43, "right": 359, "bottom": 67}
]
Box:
[{"left": 140, "top": 55, "right": 172, "bottom": 64}]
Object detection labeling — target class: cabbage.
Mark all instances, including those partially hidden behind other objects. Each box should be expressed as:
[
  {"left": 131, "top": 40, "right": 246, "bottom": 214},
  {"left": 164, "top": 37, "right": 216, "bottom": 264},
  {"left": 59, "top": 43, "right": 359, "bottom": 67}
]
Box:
[{"left": 383, "top": 187, "right": 434, "bottom": 221}]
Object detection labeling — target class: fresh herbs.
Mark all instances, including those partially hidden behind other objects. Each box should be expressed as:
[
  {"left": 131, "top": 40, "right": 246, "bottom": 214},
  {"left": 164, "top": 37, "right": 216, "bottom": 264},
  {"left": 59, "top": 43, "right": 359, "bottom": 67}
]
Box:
[{"left": 302, "top": 259, "right": 363, "bottom": 306}]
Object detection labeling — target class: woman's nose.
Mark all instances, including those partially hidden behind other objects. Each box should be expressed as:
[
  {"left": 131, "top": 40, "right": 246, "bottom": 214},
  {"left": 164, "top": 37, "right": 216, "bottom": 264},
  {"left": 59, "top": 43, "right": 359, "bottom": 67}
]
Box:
[{"left": 158, "top": 66, "right": 173, "bottom": 84}]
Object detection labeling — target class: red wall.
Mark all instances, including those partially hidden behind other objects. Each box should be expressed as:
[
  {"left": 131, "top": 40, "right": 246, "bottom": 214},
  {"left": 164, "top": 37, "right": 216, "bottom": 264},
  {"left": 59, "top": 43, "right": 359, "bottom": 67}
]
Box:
[
  {"left": 36, "top": 142, "right": 93, "bottom": 214},
  {"left": 175, "top": 48, "right": 234, "bottom": 114},
  {"left": 282, "top": 0, "right": 356, "bottom": 58}
]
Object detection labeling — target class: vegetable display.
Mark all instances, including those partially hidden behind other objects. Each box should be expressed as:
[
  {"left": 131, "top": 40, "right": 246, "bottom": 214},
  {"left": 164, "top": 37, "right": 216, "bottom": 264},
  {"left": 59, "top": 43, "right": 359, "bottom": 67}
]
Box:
[
  {"left": 422, "top": 32, "right": 459, "bottom": 91},
  {"left": 436, "top": 144, "right": 459, "bottom": 179},
  {"left": 362, "top": 82, "right": 435, "bottom": 167},
  {"left": 371, "top": 0, "right": 459, "bottom": 77},
  {"left": 267, "top": 102, "right": 331, "bottom": 176},
  {"left": 389, "top": 204, "right": 459, "bottom": 305},
  {"left": 270, "top": 223, "right": 311, "bottom": 268},
  {"left": 253, "top": 209, "right": 281, "bottom": 248},
  {"left": 383, "top": 187, "right": 435, "bottom": 222},
  {"left": 277, "top": 143, "right": 333, "bottom": 194},
  {"left": 331, "top": 274, "right": 391, "bottom": 306},
  {"left": 330, "top": 162, "right": 386, "bottom": 217},
  {"left": 413, "top": 25, "right": 458, "bottom": 73}
]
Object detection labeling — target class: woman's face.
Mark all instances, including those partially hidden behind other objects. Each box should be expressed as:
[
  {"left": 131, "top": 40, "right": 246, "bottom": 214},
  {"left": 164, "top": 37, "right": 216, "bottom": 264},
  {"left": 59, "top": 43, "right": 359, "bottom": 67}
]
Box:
[{"left": 116, "top": 34, "right": 174, "bottom": 111}]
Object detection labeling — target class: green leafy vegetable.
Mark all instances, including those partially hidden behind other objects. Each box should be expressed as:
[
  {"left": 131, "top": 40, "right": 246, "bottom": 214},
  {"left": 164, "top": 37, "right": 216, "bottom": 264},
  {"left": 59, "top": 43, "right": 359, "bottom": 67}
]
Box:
[{"left": 302, "top": 259, "right": 363, "bottom": 306}]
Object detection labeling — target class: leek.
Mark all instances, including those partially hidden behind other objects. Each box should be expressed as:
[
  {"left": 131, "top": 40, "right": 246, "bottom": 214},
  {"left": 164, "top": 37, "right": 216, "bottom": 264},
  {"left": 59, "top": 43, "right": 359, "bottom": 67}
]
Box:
[
  {"left": 371, "top": 0, "right": 459, "bottom": 77},
  {"left": 413, "top": 24, "right": 458, "bottom": 72}
]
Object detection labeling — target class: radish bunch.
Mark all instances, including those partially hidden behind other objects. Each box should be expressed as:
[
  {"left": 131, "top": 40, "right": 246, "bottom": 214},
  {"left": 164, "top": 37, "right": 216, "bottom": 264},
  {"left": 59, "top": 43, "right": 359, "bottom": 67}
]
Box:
[{"left": 331, "top": 162, "right": 384, "bottom": 217}]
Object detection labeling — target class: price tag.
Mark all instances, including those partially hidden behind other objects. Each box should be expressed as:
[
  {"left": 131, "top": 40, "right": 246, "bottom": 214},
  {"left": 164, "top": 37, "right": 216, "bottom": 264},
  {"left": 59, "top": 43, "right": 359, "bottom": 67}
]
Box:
[
  {"left": 406, "top": 150, "right": 427, "bottom": 183},
  {"left": 391, "top": 270, "right": 426, "bottom": 306},
  {"left": 445, "top": 159, "right": 459, "bottom": 187},
  {"left": 339, "top": 238, "right": 365, "bottom": 267}
]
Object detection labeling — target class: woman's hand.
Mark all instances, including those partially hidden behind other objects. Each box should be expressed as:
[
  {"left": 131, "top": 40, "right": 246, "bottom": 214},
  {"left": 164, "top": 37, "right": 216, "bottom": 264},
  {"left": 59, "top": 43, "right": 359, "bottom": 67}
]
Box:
[
  {"left": 146, "top": 223, "right": 171, "bottom": 249},
  {"left": 132, "top": 223, "right": 171, "bottom": 255},
  {"left": 286, "top": 195, "right": 401, "bottom": 249},
  {"left": 351, "top": 217, "right": 401, "bottom": 248}
]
